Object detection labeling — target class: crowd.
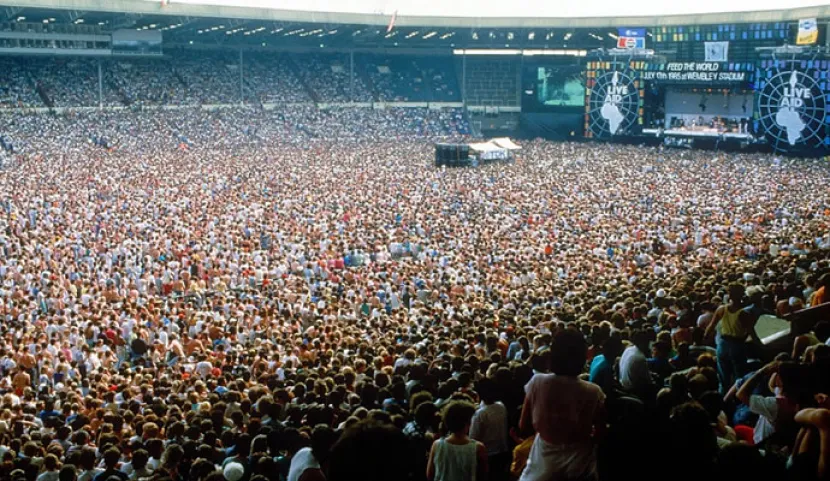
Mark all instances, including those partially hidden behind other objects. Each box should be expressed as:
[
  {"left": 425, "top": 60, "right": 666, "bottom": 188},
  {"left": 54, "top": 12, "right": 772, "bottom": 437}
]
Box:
[
  {"left": 292, "top": 54, "right": 375, "bottom": 103},
  {"left": 363, "top": 55, "right": 461, "bottom": 103},
  {"left": 0, "top": 59, "right": 44, "bottom": 109},
  {"left": 0, "top": 107, "right": 470, "bottom": 155},
  {"left": 106, "top": 61, "right": 194, "bottom": 107},
  {"left": 0, "top": 52, "right": 443, "bottom": 109},
  {"left": 32, "top": 60, "right": 100, "bottom": 108},
  {"left": 364, "top": 55, "right": 427, "bottom": 103},
  {"left": 243, "top": 55, "right": 311, "bottom": 105},
  {"left": 0, "top": 104, "right": 828, "bottom": 481}
]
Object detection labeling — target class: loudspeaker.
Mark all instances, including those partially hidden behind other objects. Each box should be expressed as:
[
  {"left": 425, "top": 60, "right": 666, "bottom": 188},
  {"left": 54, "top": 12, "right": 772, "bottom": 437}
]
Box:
[{"left": 435, "top": 143, "right": 470, "bottom": 167}]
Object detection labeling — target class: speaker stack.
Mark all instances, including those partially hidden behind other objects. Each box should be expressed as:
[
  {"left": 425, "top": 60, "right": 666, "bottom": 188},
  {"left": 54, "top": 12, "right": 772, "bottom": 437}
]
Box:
[{"left": 434, "top": 143, "right": 471, "bottom": 167}]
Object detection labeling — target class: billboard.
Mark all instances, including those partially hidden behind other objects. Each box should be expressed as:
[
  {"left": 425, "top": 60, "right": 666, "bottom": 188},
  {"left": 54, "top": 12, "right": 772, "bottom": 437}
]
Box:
[{"left": 617, "top": 28, "right": 646, "bottom": 49}]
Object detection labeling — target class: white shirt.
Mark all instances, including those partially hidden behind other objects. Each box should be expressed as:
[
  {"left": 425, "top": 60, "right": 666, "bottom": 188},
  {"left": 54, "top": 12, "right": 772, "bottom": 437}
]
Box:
[
  {"left": 469, "top": 401, "right": 509, "bottom": 456},
  {"left": 287, "top": 447, "right": 320, "bottom": 481},
  {"left": 749, "top": 395, "right": 779, "bottom": 445},
  {"left": 195, "top": 361, "right": 213, "bottom": 378},
  {"left": 619, "top": 345, "right": 653, "bottom": 392}
]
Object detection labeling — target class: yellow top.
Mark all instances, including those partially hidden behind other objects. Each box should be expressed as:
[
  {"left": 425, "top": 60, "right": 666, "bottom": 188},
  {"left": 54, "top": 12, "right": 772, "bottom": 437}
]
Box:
[{"left": 720, "top": 306, "right": 747, "bottom": 338}]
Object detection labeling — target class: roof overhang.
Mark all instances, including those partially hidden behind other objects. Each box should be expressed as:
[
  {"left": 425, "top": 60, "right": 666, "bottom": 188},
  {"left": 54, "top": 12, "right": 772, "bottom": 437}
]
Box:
[{"left": 3, "top": 0, "right": 829, "bottom": 29}]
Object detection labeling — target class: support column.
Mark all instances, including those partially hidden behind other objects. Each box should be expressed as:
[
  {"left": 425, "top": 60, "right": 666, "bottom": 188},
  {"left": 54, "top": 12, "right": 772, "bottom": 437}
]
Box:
[
  {"left": 350, "top": 50, "right": 355, "bottom": 102},
  {"left": 517, "top": 54, "right": 523, "bottom": 107},
  {"left": 461, "top": 52, "right": 467, "bottom": 105},
  {"left": 239, "top": 49, "right": 244, "bottom": 105},
  {"left": 98, "top": 60, "right": 103, "bottom": 110}
]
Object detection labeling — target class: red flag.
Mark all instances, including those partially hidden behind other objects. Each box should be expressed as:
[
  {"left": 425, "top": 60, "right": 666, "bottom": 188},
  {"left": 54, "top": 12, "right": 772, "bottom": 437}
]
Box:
[{"left": 386, "top": 10, "right": 397, "bottom": 33}]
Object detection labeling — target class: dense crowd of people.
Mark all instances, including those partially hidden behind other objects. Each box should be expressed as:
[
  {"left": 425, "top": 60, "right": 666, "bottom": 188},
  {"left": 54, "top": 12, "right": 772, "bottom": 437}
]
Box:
[
  {"left": 292, "top": 54, "right": 374, "bottom": 104},
  {"left": 0, "top": 107, "right": 470, "bottom": 156},
  {"left": 0, "top": 103, "right": 828, "bottom": 481},
  {"left": 0, "top": 59, "right": 43, "bottom": 109},
  {"left": 363, "top": 55, "right": 461, "bottom": 104},
  {"left": 0, "top": 52, "right": 465, "bottom": 109},
  {"left": 243, "top": 55, "right": 310, "bottom": 105}
]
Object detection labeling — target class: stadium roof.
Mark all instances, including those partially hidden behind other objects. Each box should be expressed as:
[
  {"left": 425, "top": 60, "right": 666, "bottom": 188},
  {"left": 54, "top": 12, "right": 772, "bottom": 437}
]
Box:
[
  {"left": 0, "top": 0, "right": 827, "bottom": 50},
  {"left": 5, "top": 0, "right": 830, "bottom": 27},
  {"left": 136, "top": 0, "right": 830, "bottom": 21}
]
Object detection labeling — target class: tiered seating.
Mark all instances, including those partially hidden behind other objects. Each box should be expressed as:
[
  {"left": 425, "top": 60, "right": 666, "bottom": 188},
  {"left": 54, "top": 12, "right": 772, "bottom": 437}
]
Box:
[
  {"left": 361, "top": 55, "right": 429, "bottom": 102},
  {"left": 243, "top": 53, "right": 310, "bottom": 104},
  {"left": 293, "top": 53, "right": 373, "bottom": 103},
  {"left": 0, "top": 52, "right": 466, "bottom": 108},
  {"left": 174, "top": 51, "right": 241, "bottom": 104},
  {"left": 28, "top": 58, "right": 100, "bottom": 107},
  {"left": 0, "top": 59, "right": 44, "bottom": 108},
  {"left": 423, "top": 56, "right": 462, "bottom": 102},
  {"left": 106, "top": 59, "right": 193, "bottom": 106},
  {"left": 359, "top": 55, "right": 461, "bottom": 103}
]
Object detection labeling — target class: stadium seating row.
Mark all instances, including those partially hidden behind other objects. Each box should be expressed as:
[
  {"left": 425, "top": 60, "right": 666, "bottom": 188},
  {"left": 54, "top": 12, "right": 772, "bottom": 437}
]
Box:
[{"left": 0, "top": 52, "right": 475, "bottom": 108}]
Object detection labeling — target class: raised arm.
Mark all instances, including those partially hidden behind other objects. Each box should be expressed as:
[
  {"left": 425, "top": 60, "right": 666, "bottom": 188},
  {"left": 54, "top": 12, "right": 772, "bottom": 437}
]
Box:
[
  {"left": 795, "top": 408, "right": 830, "bottom": 479},
  {"left": 704, "top": 305, "right": 725, "bottom": 341},
  {"left": 736, "top": 362, "right": 777, "bottom": 406}
]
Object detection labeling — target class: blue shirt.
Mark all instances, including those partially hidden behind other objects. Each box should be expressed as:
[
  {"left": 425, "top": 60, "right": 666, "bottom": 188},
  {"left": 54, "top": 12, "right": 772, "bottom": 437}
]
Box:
[
  {"left": 38, "top": 410, "right": 61, "bottom": 421},
  {"left": 589, "top": 354, "right": 614, "bottom": 392},
  {"left": 506, "top": 341, "right": 521, "bottom": 362}
]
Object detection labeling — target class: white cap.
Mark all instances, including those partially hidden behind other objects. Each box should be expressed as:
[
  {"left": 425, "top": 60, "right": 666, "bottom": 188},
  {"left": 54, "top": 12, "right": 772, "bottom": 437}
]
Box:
[
  {"left": 656, "top": 289, "right": 667, "bottom": 298},
  {"left": 223, "top": 462, "right": 245, "bottom": 481}
]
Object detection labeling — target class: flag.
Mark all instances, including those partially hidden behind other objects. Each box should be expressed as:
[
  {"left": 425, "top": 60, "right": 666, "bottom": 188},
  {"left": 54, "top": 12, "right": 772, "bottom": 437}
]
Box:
[
  {"left": 704, "top": 41, "right": 729, "bottom": 62},
  {"left": 387, "top": 10, "right": 397, "bottom": 33},
  {"left": 797, "top": 18, "right": 818, "bottom": 45}
]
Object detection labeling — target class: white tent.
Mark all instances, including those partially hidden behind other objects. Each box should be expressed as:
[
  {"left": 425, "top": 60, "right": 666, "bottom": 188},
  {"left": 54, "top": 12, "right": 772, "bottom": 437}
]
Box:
[
  {"left": 468, "top": 141, "right": 503, "bottom": 153},
  {"left": 491, "top": 137, "right": 522, "bottom": 150},
  {"left": 469, "top": 141, "right": 509, "bottom": 160}
]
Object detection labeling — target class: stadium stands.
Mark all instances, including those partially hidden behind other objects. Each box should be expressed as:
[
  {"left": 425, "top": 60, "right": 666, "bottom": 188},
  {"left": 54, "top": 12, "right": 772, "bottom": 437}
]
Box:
[
  {"left": 106, "top": 58, "right": 193, "bottom": 106},
  {"left": 243, "top": 53, "right": 310, "bottom": 104},
  {"left": 360, "top": 54, "right": 462, "bottom": 103},
  {"left": 31, "top": 58, "right": 100, "bottom": 107},
  {"left": 0, "top": 58, "right": 43, "bottom": 108},
  {"left": 291, "top": 53, "right": 374, "bottom": 103},
  {"left": 0, "top": 53, "right": 463, "bottom": 108},
  {"left": 175, "top": 50, "right": 243, "bottom": 104}
]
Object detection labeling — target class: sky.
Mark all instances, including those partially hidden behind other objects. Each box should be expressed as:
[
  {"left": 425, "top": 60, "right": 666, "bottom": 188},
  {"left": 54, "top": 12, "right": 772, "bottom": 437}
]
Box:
[{"left": 152, "top": 0, "right": 828, "bottom": 18}]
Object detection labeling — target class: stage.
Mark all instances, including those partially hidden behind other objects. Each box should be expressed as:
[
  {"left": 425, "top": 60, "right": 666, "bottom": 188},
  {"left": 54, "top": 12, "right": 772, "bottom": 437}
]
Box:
[{"left": 642, "top": 128, "right": 755, "bottom": 141}]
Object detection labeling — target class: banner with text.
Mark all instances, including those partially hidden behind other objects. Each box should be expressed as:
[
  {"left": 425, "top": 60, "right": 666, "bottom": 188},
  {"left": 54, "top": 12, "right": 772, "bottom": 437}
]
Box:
[
  {"left": 640, "top": 62, "right": 747, "bottom": 84},
  {"left": 797, "top": 18, "right": 818, "bottom": 45}
]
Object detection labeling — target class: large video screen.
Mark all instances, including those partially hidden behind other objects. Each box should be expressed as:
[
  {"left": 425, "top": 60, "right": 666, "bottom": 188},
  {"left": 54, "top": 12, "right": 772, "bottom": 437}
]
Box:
[{"left": 522, "top": 62, "right": 585, "bottom": 111}]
